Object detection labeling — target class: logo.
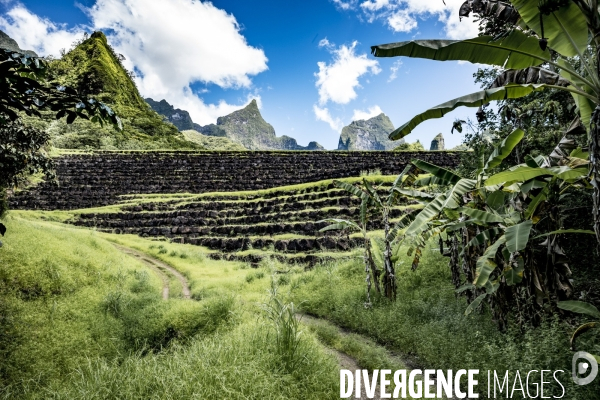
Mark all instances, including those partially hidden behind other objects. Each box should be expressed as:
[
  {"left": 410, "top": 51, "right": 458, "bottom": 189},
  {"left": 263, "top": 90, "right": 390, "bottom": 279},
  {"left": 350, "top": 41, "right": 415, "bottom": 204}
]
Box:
[{"left": 572, "top": 351, "right": 598, "bottom": 386}]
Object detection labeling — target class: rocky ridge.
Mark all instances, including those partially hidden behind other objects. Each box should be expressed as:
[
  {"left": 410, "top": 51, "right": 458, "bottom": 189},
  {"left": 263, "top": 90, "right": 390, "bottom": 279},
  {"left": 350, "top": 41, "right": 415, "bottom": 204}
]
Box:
[{"left": 338, "top": 113, "right": 403, "bottom": 151}]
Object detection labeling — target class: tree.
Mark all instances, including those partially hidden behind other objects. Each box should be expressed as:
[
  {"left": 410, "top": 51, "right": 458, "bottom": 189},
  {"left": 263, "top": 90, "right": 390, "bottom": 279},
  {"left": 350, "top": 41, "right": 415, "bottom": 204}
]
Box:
[
  {"left": 394, "top": 140, "right": 425, "bottom": 151},
  {"left": 371, "top": 0, "right": 600, "bottom": 243},
  {"left": 0, "top": 47, "right": 122, "bottom": 242},
  {"left": 397, "top": 129, "right": 593, "bottom": 328},
  {"left": 320, "top": 169, "right": 419, "bottom": 302}
]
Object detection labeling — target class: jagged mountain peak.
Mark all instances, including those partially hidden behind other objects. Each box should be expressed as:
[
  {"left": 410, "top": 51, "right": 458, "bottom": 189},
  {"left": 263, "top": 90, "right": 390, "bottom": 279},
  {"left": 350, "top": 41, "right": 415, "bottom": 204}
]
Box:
[
  {"left": 0, "top": 30, "right": 37, "bottom": 57},
  {"left": 148, "top": 97, "right": 323, "bottom": 151},
  {"left": 338, "top": 112, "right": 402, "bottom": 151}
]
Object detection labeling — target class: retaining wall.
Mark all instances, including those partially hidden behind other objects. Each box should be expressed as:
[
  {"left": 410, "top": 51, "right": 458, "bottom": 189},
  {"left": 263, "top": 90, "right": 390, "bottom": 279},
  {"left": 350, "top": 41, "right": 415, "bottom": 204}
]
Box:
[{"left": 10, "top": 150, "right": 461, "bottom": 210}]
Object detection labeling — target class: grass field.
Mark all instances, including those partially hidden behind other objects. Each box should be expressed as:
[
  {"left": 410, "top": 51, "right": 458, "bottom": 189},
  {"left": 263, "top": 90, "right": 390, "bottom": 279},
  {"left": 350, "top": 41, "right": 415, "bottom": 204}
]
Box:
[
  {"left": 0, "top": 214, "right": 341, "bottom": 399},
  {"left": 2, "top": 203, "right": 599, "bottom": 398}
]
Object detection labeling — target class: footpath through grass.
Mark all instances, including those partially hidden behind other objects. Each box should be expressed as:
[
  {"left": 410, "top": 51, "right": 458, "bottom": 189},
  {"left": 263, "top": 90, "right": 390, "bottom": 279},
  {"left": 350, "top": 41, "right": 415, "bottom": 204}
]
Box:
[
  {"left": 289, "top": 241, "right": 600, "bottom": 399},
  {"left": 0, "top": 214, "right": 340, "bottom": 399},
  {"left": 3, "top": 211, "right": 599, "bottom": 399}
]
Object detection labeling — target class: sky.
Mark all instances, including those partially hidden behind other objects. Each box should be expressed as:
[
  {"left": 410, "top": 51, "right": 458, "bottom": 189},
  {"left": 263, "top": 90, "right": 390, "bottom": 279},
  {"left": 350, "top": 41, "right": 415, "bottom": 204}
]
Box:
[{"left": 0, "top": 0, "right": 485, "bottom": 150}]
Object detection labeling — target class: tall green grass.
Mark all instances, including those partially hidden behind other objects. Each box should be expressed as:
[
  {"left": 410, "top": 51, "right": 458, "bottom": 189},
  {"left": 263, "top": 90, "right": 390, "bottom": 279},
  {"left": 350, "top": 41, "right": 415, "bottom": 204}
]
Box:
[
  {"left": 0, "top": 215, "right": 342, "bottom": 399},
  {"left": 290, "top": 242, "right": 600, "bottom": 399}
]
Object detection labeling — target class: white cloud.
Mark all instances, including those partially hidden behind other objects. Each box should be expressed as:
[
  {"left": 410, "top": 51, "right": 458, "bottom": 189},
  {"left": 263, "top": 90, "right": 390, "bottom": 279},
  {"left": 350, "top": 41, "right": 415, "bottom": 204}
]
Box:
[
  {"left": 387, "top": 9, "right": 417, "bottom": 32},
  {"left": 352, "top": 0, "right": 479, "bottom": 39},
  {"left": 360, "top": 0, "right": 390, "bottom": 12},
  {"left": 86, "top": 0, "right": 269, "bottom": 124},
  {"left": 0, "top": 1, "right": 269, "bottom": 125},
  {"left": 352, "top": 105, "right": 383, "bottom": 121},
  {"left": 313, "top": 105, "right": 344, "bottom": 132},
  {"left": 318, "top": 38, "right": 334, "bottom": 50},
  {"left": 331, "top": 0, "right": 358, "bottom": 10},
  {"left": 388, "top": 59, "right": 402, "bottom": 82},
  {"left": 315, "top": 41, "right": 381, "bottom": 106},
  {"left": 0, "top": 5, "right": 85, "bottom": 57}
]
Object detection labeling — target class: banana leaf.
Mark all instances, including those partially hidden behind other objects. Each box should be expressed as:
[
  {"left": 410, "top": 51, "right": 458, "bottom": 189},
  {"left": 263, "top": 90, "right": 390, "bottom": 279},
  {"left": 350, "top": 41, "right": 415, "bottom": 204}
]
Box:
[
  {"left": 442, "top": 178, "right": 477, "bottom": 209},
  {"left": 334, "top": 180, "right": 369, "bottom": 201},
  {"left": 371, "top": 29, "right": 550, "bottom": 69},
  {"left": 318, "top": 219, "right": 360, "bottom": 233},
  {"left": 486, "top": 191, "right": 506, "bottom": 211},
  {"left": 570, "top": 322, "right": 600, "bottom": 351},
  {"left": 387, "top": 210, "right": 419, "bottom": 243},
  {"left": 461, "top": 207, "right": 505, "bottom": 224},
  {"left": 387, "top": 165, "right": 412, "bottom": 206},
  {"left": 486, "top": 166, "right": 550, "bottom": 186},
  {"left": 533, "top": 229, "right": 596, "bottom": 239},
  {"left": 485, "top": 165, "right": 587, "bottom": 186},
  {"left": 557, "top": 59, "right": 596, "bottom": 128},
  {"left": 483, "top": 128, "right": 525, "bottom": 171},
  {"left": 465, "top": 293, "right": 488, "bottom": 316},
  {"left": 391, "top": 84, "right": 548, "bottom": 140},
  {"left": 490, "top": 67, "right": 570, "bottom": 88},
  {"left": 505, "top": 220, "right": 533, "bottom": 253},
  {"left": 503, "top": 255, "right": 525, "bottom": 285},
  {"left": 411, "top": 159, "right": 462, "bottom": 185},
  {"left": 394, "top": 188, "right": 435, "bottom": 200},
  {"left": 524, "top": 185, "right": 549, "bottom": 219},
  {"left": 558, "top": 301, "right": 600, "bottom": 319},
  {"left": 474, "top": 236, "right": 506, "bottom": 287},
  {"left": 467, "top": 227, "right": 504, "bottom": 247},
  {"left": 404, "top": 194, "right": 447, "bottom": 237},
  {"left": 509, "top": 0, "right": 588, "bottom": 58}
]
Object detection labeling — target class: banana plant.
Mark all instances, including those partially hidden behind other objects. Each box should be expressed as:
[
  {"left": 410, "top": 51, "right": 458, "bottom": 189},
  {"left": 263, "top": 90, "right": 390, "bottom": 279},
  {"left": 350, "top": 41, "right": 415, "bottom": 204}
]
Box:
[
  {"left": 319, "top": 167, "right": 416, "bottom": 301},
  {"left": 318, "top": 199, "right": 381, "bottom": 305},
  {"left": 397, "top": 128, "right": 593, "bottom": 327},
  {"left": 557, "top": 300, "right": 600, "bottom": 361},
  {"left": 371, "top": 0, "right": 600, "bottom": 243}
]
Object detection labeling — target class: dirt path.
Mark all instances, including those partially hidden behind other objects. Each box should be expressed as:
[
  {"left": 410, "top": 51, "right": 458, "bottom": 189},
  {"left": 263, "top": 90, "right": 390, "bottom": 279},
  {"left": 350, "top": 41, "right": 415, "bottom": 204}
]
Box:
[
  {"left": 299, "top": 314, "right": 383, "bottom": 400},
  {"left": 113, "top": 244, "right": 191, "bottom": 300},
  {"left": 299, "top": 313, "right": 456, "bottom": 400}
]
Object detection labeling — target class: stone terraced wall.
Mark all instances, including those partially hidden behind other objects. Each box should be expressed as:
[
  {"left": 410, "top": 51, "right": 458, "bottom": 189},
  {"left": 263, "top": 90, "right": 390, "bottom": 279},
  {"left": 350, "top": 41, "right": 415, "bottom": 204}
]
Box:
[{"left": 10, "top": 150, "right": 461, "bottom": 210}]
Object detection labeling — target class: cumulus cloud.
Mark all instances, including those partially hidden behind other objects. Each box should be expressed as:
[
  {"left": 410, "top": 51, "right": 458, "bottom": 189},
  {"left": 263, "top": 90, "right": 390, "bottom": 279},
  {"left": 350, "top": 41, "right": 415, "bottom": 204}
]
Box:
[
  {"left": 0, "top": 1, "right": 268, "bottom": 125},
  {"left": 342, "top": 0, "right": 479, "bottom": 39},
  {"left": 313, "top": 105, "right": 344, "bottom": 132},
  {"left": 315, "top": 41, "right": 381, "bottom": 106},
  {"left": 360, "top": 0, "right": 390, "bottom": 12},
  {"left": 0, "top": 5, "right": 85, "bottom": 57},
  {"left": 85, "top": 0, "right": 269, "bottom": 124},
  {"left": 352, "top": 105, "right": 383, "bottom": 122},
  {"left": 331, "top": 0, "right": 358, "bottom": 10},
  {"left": 387, "top": 9, "right": 417, "bottom": 33},
  {"left": 388, "top": 59, "right": 402, "bottom": 82}
]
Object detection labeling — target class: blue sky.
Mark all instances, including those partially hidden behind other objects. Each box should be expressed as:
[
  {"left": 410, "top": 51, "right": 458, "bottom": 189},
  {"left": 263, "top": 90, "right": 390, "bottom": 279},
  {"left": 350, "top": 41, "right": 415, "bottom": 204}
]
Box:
[{"left": 0, "top": 0, "right": 484, "bottom": 149}]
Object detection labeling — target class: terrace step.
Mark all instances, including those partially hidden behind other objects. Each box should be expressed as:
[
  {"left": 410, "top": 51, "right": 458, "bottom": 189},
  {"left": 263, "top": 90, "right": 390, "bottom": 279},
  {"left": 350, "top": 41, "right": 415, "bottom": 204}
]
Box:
[{"left": 10, "top": 151, "right": 460, "bottom": 210}]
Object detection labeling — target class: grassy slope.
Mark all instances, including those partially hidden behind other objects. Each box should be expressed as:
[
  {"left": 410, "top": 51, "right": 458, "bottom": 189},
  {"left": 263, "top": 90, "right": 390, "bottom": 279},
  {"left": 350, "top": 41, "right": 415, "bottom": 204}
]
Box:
[
  {"left": 4, "top": 171, "right": 599, "bottom": 398},
  {"left": 289, "top": 242, "right": 600, "bottom": 399},
  {"left": 181, "top": 130, "right": 247, "bottom": 151},
  {"left": 46, "top": 32, "right": 199, "bottom": 150},
  {"left": 0, "top": 214, "right": 340, "bottom": 399}
]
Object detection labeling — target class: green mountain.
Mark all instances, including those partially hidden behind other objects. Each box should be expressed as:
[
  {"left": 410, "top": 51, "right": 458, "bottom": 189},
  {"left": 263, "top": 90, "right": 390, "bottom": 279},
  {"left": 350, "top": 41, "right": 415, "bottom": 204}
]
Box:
[
  {"left": 46, "top": 32, "right": 197, "bottom": 150},
  {"left": 337, "top": 113, "right": 402, "bottom": 151},
  {"left": 198, "top": 100, "right": 324, "bottom": 150},
  {"left": 181, "top": 130, "right": 246, "bottom": 151},
  {"left": 145, "top": 98, "right": 199, "bottom": 132},
  {"left": 0, "top": 30, "right": 37, "bottom": 57}
]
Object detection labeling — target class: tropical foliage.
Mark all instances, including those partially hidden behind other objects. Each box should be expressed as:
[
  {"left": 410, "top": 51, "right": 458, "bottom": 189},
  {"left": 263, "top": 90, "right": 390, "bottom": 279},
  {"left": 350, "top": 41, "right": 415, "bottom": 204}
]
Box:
[
  {"left": 398, "top": 128, "right": 595, "bottom": 327},
  {"left": 0, "top": 46, "right": 122, "bottom": 241},
  {"left": 319, "top": 169, "right": 419, "bottom": 301},
  {"left": 371, "top": 0, "right": 600, "bottom": 244}
]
